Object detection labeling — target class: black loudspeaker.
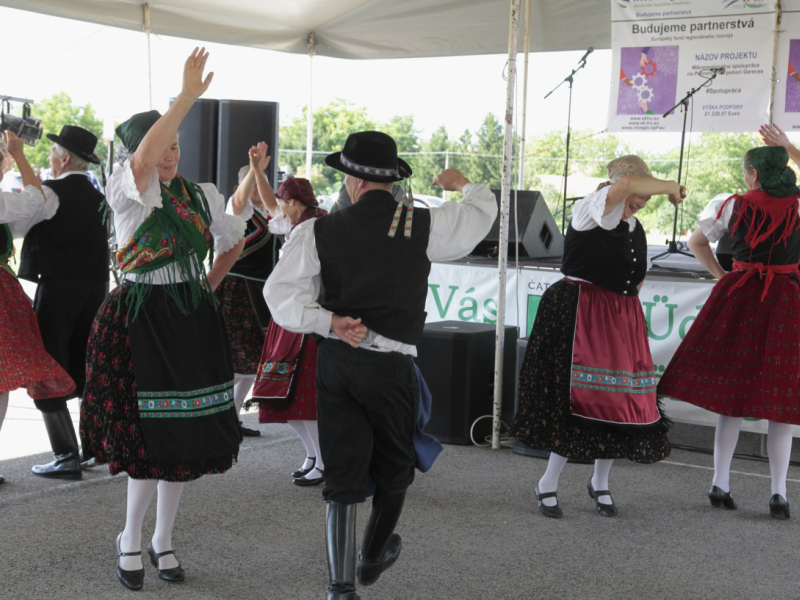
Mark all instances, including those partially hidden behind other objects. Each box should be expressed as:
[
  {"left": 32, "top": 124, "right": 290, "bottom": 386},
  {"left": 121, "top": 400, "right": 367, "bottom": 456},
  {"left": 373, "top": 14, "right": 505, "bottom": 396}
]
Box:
[
  {"left": 417, "top": 321, "right": 518, "bottom": 445},
  {"left": 472, "top": 189, "right": 564, "bottom": 258},
  {"left": 170, "top": 98, "right": 218, "bottom": 185},
  {"left": 216, "top": 100, "right": 279, "bottom": 198}
]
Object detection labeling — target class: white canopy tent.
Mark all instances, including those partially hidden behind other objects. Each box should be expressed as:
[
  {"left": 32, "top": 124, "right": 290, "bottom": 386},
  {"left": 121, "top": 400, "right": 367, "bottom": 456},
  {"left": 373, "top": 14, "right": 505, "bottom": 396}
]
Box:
[
  {"left": 2, "top": 0, "right": 610, "bottom": 58},
  {"left": 3, "top": 0, "right": 612, "bottom": 448}
]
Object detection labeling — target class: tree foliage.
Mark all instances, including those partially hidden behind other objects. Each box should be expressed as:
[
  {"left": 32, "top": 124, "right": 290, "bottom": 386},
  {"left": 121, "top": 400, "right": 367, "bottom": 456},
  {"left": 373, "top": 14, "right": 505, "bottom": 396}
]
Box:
[{"left": 25, "top": 93, "right": 107, "bottom": 175}]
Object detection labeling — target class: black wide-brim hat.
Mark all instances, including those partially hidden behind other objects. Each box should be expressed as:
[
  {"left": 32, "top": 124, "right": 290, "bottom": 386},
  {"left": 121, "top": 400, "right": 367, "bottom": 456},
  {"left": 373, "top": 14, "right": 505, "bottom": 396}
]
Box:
[
  {"left": 325, "top": 131, "right": 412, "bottom": 183},
  {"left": 46, "top": 125, "right": 101, "bottom": 164}
]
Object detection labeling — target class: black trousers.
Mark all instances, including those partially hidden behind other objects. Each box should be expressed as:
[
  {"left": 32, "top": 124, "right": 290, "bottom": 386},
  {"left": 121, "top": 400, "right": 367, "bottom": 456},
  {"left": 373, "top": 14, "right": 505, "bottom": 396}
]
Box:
[
  {"left": 33, "top": 277, "right": 107, "bottom": 402},
  {"left": 316, "top": 339, "right": 418, "bottom": 504}
]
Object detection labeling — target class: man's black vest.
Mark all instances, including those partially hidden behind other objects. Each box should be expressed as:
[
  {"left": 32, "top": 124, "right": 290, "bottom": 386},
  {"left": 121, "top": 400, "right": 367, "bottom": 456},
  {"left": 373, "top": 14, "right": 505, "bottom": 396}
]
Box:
[
  {"left": 18, "top": 174, "right": 108, "bottom": 282},
  {"left": 314, "top": 190, "right": 432, "bottom": 346},
  {"left": 561, "top": 218, "right": 647, "bottom": 296}
]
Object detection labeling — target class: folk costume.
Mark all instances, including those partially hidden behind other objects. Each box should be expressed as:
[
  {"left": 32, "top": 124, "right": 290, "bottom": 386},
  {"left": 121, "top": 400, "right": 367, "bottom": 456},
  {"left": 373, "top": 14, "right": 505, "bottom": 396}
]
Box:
[
  {"left": 214, "top": 185, "right": 281, "bottom": 436},
  {"left": 15, "top": 126, "right": 107, "bottom": 479},
  {"left": 251, "top": 177, "right": 327, "bottom": 485},
  {"left": 510, "top": 155, "right": 671, "bottom": 519},
  {"left": 659, "top": 145, "right": 800, "bottom": 517},
  {"left": 81, "top": 111, "right": 245, "bottom": 482},
  {"left": 264, "top": 131, "right": 496, "bottom": 599},
  {"left": 0, "top": 185, "right": 77, "bottom": 483}
]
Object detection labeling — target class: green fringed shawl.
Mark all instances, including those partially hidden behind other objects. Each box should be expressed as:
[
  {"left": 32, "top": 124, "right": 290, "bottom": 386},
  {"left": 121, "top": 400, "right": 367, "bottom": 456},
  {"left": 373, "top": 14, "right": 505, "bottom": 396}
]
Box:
[{"left": 116, "top": 175, "right": 216, "bottom": 320}]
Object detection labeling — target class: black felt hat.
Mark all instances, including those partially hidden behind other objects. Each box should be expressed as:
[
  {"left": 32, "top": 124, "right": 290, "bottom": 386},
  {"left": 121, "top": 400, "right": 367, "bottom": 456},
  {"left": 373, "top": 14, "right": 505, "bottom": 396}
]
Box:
[
  {"left": 46, "top": 125, "right": 101, "bottom": 164},
  {"left": 325, "top": 131, "right": 412, "bottom": 183}
]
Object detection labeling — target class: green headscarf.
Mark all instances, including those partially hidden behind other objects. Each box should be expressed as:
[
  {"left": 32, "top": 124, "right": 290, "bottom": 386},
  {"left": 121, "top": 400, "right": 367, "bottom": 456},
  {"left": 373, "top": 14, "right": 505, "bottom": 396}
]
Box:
[
  {"left": 115, "top": 110, "right": 162, "bottom": 154},
  {"left": 749, "top": 146, "right": 799, "bottom": 198}
]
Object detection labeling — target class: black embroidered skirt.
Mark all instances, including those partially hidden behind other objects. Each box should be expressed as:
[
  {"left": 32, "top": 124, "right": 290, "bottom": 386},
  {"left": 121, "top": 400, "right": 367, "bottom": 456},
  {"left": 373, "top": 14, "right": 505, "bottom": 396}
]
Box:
[
  {"left": 509, "top": 279, "right": 670, "bottom": 464},
  {"left": 81, "top": 283, "right": 241, "bottom": 481},
  {"left": 214, "top": 274, "right": 267, "bottom": 375}
]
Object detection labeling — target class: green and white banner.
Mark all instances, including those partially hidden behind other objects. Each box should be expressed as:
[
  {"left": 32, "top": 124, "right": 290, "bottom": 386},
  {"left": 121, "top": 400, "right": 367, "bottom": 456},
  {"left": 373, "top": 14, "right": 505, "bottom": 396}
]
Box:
[{"left": 426, "top": 262, "right": 784, "bottom": 435}]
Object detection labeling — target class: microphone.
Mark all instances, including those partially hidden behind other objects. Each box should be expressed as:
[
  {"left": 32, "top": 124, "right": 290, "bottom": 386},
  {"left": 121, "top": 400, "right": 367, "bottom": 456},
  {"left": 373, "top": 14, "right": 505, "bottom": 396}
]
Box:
[
  {"left": 709, "top": 66, "right": 726, "bottom": 74},
  {"left": 578, "top": 47, "right": 593, "bottom": 64}
]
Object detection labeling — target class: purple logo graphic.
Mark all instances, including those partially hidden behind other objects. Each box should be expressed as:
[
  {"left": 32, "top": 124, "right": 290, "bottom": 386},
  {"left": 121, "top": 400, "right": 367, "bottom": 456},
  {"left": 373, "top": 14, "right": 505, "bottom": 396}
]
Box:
[
  {"left": 787, "top": 40, "right": 800, "bottom": 113},
  {"left": 617, "top": 46, "right": 679, "bottom": 116}
]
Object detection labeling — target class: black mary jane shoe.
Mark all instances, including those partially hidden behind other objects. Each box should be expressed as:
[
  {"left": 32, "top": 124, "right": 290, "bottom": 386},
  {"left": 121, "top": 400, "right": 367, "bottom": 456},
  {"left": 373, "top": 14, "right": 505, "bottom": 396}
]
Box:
[
  {"left": 116, "top": 533, "right": 145, "bottom": 591},
  {"left": 587, "top": 479, "right": 619, "bottom": 517},
  {"left": 769, "top": 494, "right": 791, "bottom": 520},
  {"left": 291, "top": 457, "right": 316, "bottom": 479},
  {"left": 147, "top": 544, "right": 185, "bottom": 582},
  {"left": 238, "top": 421, "right": 261, "bottom": 437},
  {"left": 534, "top": 484, "right": 563, "bottom": 519},
  {"left": 708, "top": 486, "right": 738, "bottom": 510},
  {"left": 294, "top": 469, "right": 324, "bottom": 487}
]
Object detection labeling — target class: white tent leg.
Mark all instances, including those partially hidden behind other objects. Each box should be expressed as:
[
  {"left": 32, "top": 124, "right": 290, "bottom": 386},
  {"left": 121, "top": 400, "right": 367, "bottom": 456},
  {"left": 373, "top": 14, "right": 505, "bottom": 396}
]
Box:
[
  {"left": 518, "top": 0, "right": 531, "bottom": 190},
  {"left": 768, "top": 0, "right": 783, "bottom": 123},
  {"left": 143, "top": 3, "right": 153, "bottom": 111},
  {"left": 305, "top": 32, "right": 316, "bottom": 179},
  {"left": 492, "top": 0, "right": 521, "bottom": 450}
]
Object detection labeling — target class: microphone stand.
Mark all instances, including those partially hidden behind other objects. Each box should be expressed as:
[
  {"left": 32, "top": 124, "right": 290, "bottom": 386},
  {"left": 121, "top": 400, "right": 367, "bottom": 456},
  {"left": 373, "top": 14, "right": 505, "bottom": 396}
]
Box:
[
  {"left": 545, "top": 54, "right": 590, "bottom": 235},
  {"left": 651, "top": 71, "right": 720, "bottom": 262}
]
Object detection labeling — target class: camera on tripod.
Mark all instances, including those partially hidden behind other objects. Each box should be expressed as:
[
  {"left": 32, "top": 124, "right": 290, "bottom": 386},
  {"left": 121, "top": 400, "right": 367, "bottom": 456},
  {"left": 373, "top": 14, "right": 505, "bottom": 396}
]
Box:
[{"left": 1, "top": 96, "right": 43, "bottom": 147}]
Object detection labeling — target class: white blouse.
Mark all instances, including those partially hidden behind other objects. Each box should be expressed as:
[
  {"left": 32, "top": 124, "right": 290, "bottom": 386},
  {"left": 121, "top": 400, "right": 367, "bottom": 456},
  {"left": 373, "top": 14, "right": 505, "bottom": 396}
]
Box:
[
  {"left": 225, "top": 195, "right": 271, "bottom": 222},
  {"left": 0, "top": 187, "right": 46, "bottom": 237},
  {"left": 106, "top": 157, "right": 246, "bottom": 282},
  {"left": 570, "top": 185, "right": 637, "bottom": 233}
]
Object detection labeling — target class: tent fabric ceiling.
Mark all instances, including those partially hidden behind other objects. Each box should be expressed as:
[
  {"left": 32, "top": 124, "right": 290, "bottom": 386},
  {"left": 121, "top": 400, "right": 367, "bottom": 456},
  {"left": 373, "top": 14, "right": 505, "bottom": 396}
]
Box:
[{"left": 2, "top": 0, "right": 610, "bottom": 59}]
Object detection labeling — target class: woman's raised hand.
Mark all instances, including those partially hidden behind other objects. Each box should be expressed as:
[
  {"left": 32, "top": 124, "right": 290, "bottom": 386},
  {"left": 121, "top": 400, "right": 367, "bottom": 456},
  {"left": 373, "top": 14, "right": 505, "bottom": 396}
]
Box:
[
  {"left": 760, "top": 124, "right": 791, "bottom": 149},
  {"left": 181, "top": 47, "right": 214, "bottom": 100},
  {"left": 249, "top": 142, "right": 271, "bottom": 172}
]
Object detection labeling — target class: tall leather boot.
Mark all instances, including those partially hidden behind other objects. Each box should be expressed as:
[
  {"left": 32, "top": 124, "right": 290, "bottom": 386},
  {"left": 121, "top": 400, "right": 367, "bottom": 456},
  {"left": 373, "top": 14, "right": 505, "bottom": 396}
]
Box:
[
  {"left": 31, "top": 408, "right": 82, "bottom": 480},
  {"left": 356, "top": 487, "right": 406, "bottom": 586},
  {"left": 326, "top": 502, "right": 360, "bottom": 600}
]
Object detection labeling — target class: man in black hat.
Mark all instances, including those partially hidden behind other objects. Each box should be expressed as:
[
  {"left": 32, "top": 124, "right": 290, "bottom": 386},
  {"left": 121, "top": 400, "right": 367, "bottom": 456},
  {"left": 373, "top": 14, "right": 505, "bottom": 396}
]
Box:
[
  {"left": 17, "top": 125, "right": 108, "bottom": 480},
  {"left": 264, "top": 130, "right": 497, "bottom": 599}
]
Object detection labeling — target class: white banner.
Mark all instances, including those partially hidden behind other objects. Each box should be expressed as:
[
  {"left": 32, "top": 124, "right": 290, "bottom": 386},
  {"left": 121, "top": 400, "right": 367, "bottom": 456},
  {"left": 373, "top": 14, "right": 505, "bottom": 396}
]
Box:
[
  {"left": 426, "top": 262, "right": 788, "bottom": 435},
  {"left": 773, "top": 0, "right": 800, "bottom": 130},
  {"left": 607, "top": 0, "right": 775, "bottom": 133}
]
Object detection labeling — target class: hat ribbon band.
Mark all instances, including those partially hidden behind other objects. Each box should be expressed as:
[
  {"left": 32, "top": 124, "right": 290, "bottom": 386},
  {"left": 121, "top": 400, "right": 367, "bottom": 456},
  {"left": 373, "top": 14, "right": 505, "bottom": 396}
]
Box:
[{"left": 340, "top": 153, "right": 399, "bottom": 179}]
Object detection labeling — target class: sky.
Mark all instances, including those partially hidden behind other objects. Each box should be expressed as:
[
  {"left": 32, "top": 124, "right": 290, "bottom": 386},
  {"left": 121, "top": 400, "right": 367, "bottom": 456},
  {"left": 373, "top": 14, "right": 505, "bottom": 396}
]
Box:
[{"left": 0, "top": 5, "right": 687, "bottom": 155}]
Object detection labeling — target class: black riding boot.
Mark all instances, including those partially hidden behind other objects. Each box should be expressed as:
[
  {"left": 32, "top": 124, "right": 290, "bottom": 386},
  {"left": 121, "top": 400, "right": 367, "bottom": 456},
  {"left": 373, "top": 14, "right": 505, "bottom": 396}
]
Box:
[
  {"left": 326, "top": 502, "right": 359, "bottom": 600},
  {"left": 31, "top": 408, "right": 82, "bottom": 479},
  {"left": 356, "top": 486, "right": 407, "bottom": 586}
]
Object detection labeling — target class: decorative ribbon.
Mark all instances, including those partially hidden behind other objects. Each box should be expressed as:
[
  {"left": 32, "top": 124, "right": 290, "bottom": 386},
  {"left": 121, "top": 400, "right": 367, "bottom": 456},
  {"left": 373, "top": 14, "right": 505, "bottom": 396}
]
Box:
[
  {"left": 388, "top": 186, "right": 414, "bottom": 239},
  {"left": 340, "top": 153, "right": 399, "bottom": 179}
]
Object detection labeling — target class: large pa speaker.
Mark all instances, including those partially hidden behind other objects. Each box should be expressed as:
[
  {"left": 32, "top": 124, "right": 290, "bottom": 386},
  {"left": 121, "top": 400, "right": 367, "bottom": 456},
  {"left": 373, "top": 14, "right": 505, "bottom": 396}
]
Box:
[
  {"left": 216, "top": 100, "right": 279, "bottom": 198},
  {"left": 170, "top": 98, "right": 218, "bottom": 185},
  {"left": 472, "top": 189, "right": 564, "bottom": 259},
  {"left": 417, "top": 321, "right": 518, "bottom": 445}
]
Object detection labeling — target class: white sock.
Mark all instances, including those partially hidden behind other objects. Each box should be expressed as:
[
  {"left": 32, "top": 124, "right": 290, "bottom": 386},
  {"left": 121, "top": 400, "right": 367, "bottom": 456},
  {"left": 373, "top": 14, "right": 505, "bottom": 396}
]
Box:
[
  {"left": 304, "top": 420, "right": 324, "bottom": 472},
  {"left": 711, "top": 415, "right": 742, "bottom": 493},
  {"left": 232, "top": 374, "right": 256, "bottom": 416},
  {"left": 592, "top": 459, "right": 614, "bottom": 505},
  {"left": 768, "top": 420, "right": 792, "bottom": 499},
  {"left": 537, "top": 452, "right": 568, "bottom": 507},
  {"left": 288, "top": 420, "right": 316, "bottom": 470},
  {"left": 151, "top": 481, "right": 185, "bottom": 569},
  {"left": 120, "top": 478, "right": 158, "bottom": 570}
]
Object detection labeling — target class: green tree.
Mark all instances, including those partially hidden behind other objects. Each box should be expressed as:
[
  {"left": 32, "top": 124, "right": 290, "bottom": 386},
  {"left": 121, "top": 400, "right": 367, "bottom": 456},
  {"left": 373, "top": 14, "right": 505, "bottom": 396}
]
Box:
[
  {"left": 411, "top": 126, "right": 450, "bottom": 197},
  {"left": 27, "top": 93, "right": 108, "bottom": 175}
]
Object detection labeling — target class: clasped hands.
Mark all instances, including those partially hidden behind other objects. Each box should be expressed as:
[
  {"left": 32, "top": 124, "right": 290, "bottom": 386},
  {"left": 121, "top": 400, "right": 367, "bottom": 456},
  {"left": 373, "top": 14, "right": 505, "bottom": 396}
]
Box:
[{"left": 331, "top": 315, "right": 367, "bottom": 349}]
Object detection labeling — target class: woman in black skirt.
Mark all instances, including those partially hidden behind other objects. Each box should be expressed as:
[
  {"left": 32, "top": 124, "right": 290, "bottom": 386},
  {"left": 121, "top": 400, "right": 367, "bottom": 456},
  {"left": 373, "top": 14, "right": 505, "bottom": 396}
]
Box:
[
  {"left": 511, "top": 155, "right": 684, "bottom": 518},
  {"left": 81, "top": 49, "right": 245, "bottom": 589}
]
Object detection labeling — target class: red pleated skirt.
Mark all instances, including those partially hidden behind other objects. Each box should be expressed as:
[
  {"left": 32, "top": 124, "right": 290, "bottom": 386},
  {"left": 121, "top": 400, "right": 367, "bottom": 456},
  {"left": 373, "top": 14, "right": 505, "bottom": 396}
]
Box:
[{"left": 658, "top": 268, "right": 800, "bottom": 424}]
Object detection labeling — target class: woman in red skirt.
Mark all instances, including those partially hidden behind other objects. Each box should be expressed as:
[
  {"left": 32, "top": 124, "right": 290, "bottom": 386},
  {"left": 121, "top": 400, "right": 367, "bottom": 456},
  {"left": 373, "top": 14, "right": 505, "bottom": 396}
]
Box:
[
  {"left": 251, "top": 177, "right": 327, "bottom": 486},
  {"left": 0, "top": 132, "right": 76, "bottom": 483},
  {"left": 659, "top": 128, "right": 800, "bottom": 519},
  {"left": 511, "top": 155, "right": 684, "bottom": 518}
]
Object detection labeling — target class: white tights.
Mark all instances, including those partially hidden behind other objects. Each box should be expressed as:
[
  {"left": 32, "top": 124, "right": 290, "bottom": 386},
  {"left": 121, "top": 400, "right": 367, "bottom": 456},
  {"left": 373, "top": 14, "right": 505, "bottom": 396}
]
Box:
[
  {"left": 119, "top": 479, "right": 185, "bottom": 570},
  {"left": 288, "top": 420, "right": 324, "bottom": 475},
  {"left": 232, "top": 373, "right": 256, "bottom": 416},
  {"left": 537, "top": 453, "right": 615, "bottom": 506},
  {"left": 712, "top": 415, "right": 793, "bottom": 498}
]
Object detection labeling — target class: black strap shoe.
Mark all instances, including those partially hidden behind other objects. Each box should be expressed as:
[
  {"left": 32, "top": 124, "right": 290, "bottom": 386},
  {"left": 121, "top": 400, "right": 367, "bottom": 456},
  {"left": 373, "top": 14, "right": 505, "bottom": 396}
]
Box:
[
  {"left": 708, "top": 486, "right": 738, "bottom": 509},
  {"left": 115, "top": 533, "right": 144, "bottom": 591},
  {"left": 535, "top": 484, "right": 563, "bottom": 518},
  {"left": 292, "top": 456, "right": 316, "bottom": 479},
  {"left": 238, "top": 421, "right": 261, "bottom": 437},
  {"left": 588, "top": 478, "right": 619, "bottom": 517},
  {"left": 769, "top": 494, "right": 791, "bottom": 520},
  {"left": 147, "top": 544, "right": 185, "bottom": 582},
  {"left": 294, "top": 469, "right": 324, "bottom": 486}
]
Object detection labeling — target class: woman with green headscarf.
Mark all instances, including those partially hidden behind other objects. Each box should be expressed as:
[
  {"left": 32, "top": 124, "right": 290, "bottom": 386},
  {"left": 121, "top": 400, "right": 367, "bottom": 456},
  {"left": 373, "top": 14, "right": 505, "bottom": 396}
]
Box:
[
  {"left": 659, "top": 127, "right": 800, "bottom": 520},
  {"left": 80, "top": 48, "right": 246, "bottom": 590}
]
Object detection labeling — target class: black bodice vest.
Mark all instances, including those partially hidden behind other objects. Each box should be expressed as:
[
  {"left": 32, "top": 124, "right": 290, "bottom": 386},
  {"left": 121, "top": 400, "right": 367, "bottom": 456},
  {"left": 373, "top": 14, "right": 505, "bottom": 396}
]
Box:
[
  {"left": 730, "top": 201, "right": 800, "bottom": 265},
  {"left": 228, "top": 210, "right": 281, "bottom": 281}
]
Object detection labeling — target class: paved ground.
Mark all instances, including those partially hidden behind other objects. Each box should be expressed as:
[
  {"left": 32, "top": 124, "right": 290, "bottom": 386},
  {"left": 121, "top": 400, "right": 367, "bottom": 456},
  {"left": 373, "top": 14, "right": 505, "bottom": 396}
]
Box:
[{"left": 1, "top": 399, "right": 799, "bottom": 600}]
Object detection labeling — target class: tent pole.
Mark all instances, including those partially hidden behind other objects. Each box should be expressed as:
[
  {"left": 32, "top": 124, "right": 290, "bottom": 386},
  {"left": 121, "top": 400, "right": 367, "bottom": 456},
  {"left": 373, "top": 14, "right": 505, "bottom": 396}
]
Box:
[
  {"left": 768, "top": 0, "right": 782, "bottom": 123},
  {"left": 143, "top": 3, "right": 153, "bottom": 111},
  {"left": 518, "top": 0, "right": 531, "bottom": 190},
  {"left": 492, "top": 0, "right": 521, "bottom": 450},
  {"left": 306, "top": 32, "right": 316, "bottom": 179}
]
